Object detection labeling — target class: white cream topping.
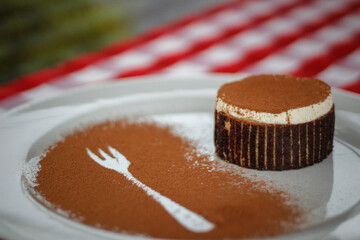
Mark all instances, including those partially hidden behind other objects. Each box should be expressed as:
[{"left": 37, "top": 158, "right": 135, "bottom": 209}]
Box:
[{"left": 216, "top": 93, "right": 333, "bottom": 124}]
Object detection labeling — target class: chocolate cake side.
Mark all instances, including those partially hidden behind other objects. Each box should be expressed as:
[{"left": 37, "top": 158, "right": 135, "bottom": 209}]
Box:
[{"left": 214, "top": 107, "right": 335, "bottom": 170}]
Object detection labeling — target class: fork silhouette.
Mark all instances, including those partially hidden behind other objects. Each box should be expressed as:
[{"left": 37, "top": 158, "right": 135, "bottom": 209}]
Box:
[{"left": 86, "top": 146, "right": 214, "bottom": 233}]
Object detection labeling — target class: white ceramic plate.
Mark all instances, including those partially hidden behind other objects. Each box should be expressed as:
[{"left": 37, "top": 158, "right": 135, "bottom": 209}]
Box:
[{"left": 1, "top": 74, "right": 360, "bottom": 240}]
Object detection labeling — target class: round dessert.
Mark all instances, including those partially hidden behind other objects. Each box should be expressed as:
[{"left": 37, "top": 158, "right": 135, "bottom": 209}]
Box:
[{"left": 215, "top": 74, "right": 335, "bottom": 170}]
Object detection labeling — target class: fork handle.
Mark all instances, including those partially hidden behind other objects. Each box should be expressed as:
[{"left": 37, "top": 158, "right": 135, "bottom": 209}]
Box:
[{"left": 127, "top": 174, "right": 214, "bottom": 233}]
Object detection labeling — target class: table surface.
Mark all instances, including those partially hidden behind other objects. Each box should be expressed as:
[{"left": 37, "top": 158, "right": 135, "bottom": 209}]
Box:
[
  {"left": 0, "top": 0, "right": 359, "bottom": 116},
  {"left": 0, "top": 0, "right": 359, "bottom": 239}
]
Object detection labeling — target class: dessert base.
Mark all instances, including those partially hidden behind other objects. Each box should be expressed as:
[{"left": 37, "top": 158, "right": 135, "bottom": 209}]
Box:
[{"left": 215, "top": 107, "right": 335, "bottom": 170}]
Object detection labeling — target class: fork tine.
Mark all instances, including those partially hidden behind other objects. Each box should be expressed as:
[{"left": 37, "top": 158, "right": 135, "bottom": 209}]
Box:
[
  {"left": 98, "top": 148, "right": 112, "bottom": 160},
  {"left": 108, "top": 146, "right": 129, "bottom": 163},
  {"left": 87, "top": 148, "right": 104, "bottom": 165}
]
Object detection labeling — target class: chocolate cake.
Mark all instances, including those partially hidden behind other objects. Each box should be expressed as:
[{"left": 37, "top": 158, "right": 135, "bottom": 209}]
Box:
[{"left": 215, "top": 74, "right": 335, "bottom": 170}]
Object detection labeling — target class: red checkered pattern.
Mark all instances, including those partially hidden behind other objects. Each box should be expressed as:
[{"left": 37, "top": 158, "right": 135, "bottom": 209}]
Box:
[{"left": 1, "top": 0, "right": 359, "bottom": 115}]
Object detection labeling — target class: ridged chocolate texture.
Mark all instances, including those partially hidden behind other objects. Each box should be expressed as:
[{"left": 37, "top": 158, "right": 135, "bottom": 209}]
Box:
[{"left": 214, "top": 107, "right": 335, "bottom": 170}]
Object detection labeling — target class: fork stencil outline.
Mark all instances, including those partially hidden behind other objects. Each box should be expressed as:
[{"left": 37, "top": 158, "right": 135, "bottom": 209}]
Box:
[{"left": 86, "top": 146, "right": 215, "bottom": 233}]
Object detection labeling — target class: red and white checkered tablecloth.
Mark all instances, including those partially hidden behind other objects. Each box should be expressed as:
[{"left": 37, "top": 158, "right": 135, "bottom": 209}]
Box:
[{"left": 1, "top": 0, "right": 359, "bottom": 115}]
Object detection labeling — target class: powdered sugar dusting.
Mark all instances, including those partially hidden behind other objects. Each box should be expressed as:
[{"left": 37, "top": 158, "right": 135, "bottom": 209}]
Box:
[
  {"left": 22, "top": 154, "right": 44, "bottom": 187},
  {"left": 151, "top": 114, "right": 261, "bottom": 177},
  {"left": 152, "top": 113, "right": 215, "bottom": 156}
]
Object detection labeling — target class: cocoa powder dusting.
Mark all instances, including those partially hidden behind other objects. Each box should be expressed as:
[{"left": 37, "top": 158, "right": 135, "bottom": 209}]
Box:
[
  {"left": 33, "top": 120, "right": 303, "bottom": 239},
  {"left": 218, "top": 74, "right": 331, "bottom": 114}
]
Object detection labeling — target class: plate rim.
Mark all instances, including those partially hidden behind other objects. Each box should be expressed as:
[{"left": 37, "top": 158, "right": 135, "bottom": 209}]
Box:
[{"left": 2, "top": 73, "right": 360, "bottom": 119}]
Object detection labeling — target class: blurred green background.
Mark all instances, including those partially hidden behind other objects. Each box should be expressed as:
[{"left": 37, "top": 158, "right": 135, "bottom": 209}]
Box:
[{"left": 0, "top": 0, "right": 222, "bottom": 85}]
